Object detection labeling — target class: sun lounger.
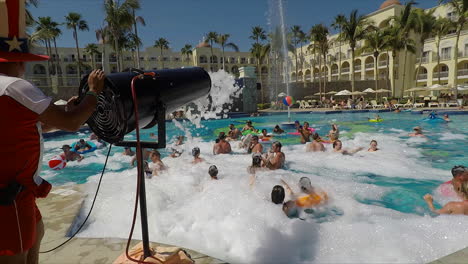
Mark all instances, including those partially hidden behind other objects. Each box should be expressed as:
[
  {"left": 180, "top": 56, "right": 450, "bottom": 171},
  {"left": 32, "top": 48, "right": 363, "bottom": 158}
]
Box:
[{"left": 370, "top": 100, "right": 383, "bottom": 109}]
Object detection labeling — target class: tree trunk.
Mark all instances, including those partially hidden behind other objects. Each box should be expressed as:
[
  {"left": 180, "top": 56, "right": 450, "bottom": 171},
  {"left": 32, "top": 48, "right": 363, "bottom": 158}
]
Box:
[
  {"left": 351, "top": 47, "right": 355, "bottom": 98},
  {"left": 401, "top": 47, "right": 408, "bottom": 98},
  {"left": 222, "top": 46, "right": 225, "bottom": 70},
  {"left": 386, "top": 51, "right": 390, "bottom": 92},
  {"left": 318, "top": 56, "right": 322, "bottom": 99},
  {"left": 114, "top": 37, "right": 120, "bottom": 72},
  {"left": 210, "top": 44, "right": 214, "bottom": 72},
  {"left": 454, "top": 29, "right": 461, "bottom": 99},
  {"left": 392, "top": 52, "right": 397, "bottom": 97},
  {"left": 73, "top": 27, "right": 82, "bottom": 80},
  {"left": 415, "top": 41, "right": 424, "bottom": 87},
  {"left": 133, "top": 9, "right": 141, "bottom": 69},
  {"left": 92, "top": 53, "right": 96, "bottom": 69},
  {"left": 101, "top": 44, "right": 106, "bottom": 72},
  {"left": 160, "top": 48, "right": 164, "bottom": 68},
  {"left": 437, "top": 40, "right": 441, "bottom": 84},
  {"left": 45, "top": 40, "right": 51, "bottom": 87},
  {"left": 374, "top": 54, "right": 379, "bottom": 101},
  {"left": 323, "top": 53, "right": 327, "bottom": 97},
  {"left": 295, "top": 48, "right": 298, "bottom": 83},
  {"left": 53, "top": 38, "right": 60, "bottom": 77}
]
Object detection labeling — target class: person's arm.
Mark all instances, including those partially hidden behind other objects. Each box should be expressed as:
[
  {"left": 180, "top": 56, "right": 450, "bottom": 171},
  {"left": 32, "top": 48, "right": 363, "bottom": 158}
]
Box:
[
  {"left": 227, "top": 142, "right": 232, "bottom": 153},
  {"left": 76, "top": 153, "right": 84, "bottom": 162},
  {"left": 280, "top": 179, "right": 295, "bottom": 196},
  {"left": 39, "top": 70, "right": 105, "bottom": 131},
  {"left": 423, "top": 194, "right": 453, "bottom": 214}
]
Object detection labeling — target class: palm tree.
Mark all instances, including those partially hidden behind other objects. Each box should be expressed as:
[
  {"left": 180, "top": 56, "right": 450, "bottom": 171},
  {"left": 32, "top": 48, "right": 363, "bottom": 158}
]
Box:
[
  {"left": 411, "top": 8, "right": 436, "bottom": 86},
  {"left": 310, "top": 24, "right": 329, "bottom": 98},
  {"left": 290, "top": 25, "right": 304, "bottom": 82},
  {"left": 439, "top": 0, "right": 468, "bottom": 98},
  {"left": 217, "top": 34, "right": 239, "bottom": 70},
  {"left": 25, "top": 0, "right": 39, "bottom": 27},
  {"left": 65, "top": 12, "right": 89, "bottom": 79},
  {"left": 432, "top": 17, "right": 452, "bottom": 84},
  {"left": 339, "top": 10, "right": 368, "bottom": 96},
  {"left": 205, "top": 31, "right": 218, "bottom": 71},
  {"left": 180, "top": 44, "right": 193, "bottom": 66},
  {"left": 154, "top": 38, "right": 169, "bottom": 69},
  {"left": 332, "top": 14, "right": 346, "bottom": 76},
  {"left": 251, "top": 43, "right": 270, "bottom": 103},
  {"left": 96, "top": 27, "right": 108, "bottom": 71},
  {"left": 34, "top": 17, "right": 60, "bottom": 77},
  {"left": 126, "top": 0, "right": 146, "bottom": 69},
  {"left": 361, "top": 27, "right": 388, "bottom": 100},
  {"left": 298, "top": 31, "right": 308, "bottom": 71},
  {"left": 104, "top": 0, "right": 134, "bottom": 72},
  {"left": 250, "top": 26, "right": 267, "bottom": 45},
  {"left": 85, "top": 43, "right": 101, "bottom": 69}
]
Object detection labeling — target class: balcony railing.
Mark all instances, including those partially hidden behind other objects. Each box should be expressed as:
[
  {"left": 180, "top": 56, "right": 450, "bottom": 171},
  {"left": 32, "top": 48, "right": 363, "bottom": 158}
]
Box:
[
  {"left": 378, "top": 61, "right": 387, "bottom": 67},
  {"left": 365, "top": 63, "right": 374, "bottom": 69},
  {"left": 441, "top": 54, "right": 451, "bottom": 61},
  {"left": 416, "top": 57, "right": 429, "bottom": 63},
  {"left": 458, "top": 52, "right": 468, "bottom": 58},
  {"left": 342, "top": 67, "right": 350, "bottom": 73},
  {"left": 433, "top": 71, "right": 449, "bottom": 78},
  {"left": 354, "top": 65, "right": 362, "bottom": 71},
  {"left": 458, "top": 69, "right": 468, "bottom": 76},
  {"left": 332, "top": 69, "right": 338, "bottom": 75},
  {"left": 417, "top": 73, "right": 428, "bottom": 80}
]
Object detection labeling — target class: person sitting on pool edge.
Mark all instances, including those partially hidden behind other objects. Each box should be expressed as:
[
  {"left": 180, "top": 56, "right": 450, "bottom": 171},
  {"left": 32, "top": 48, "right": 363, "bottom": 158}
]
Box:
[
  {"left": 368, "top": 140, "right": 379, "bottom": 152},
  {"left": 209, "top": 165, "right": 218, "bottom": 180},
  {"left": 74, "top": 139, "right": 92, "bottom": 152},
  {"left": 409, "top": 126, "right": 425, "bottom": 137},
  {"left": 333, "top": 140, "right": 363, "bottom": 155},
  {"left": 261, "top": 141, "right": 285, "bottom": 170},
  {"left": 423, "top": 180, "right": 468, "bottom": 215},
  {"left": 306, "top": 133, "right": 325, "bottom": 152},
  {"left": 213, "top": 132, "right": 232, "bottom": 155},
  {"left": 248, "top": 135, "right": 263, "bottom": 154},
  {"left": 273, "top": 125, "right": 284, "bottom": 134},
  {"left": 61, "top": 144, "right": 83, "bottom": 162},
  {"left": 192, "top": 147, "right": 204, "bottom": 164},
  {"left": 122, "top": 147, "right": 135, "bottom": 156}
]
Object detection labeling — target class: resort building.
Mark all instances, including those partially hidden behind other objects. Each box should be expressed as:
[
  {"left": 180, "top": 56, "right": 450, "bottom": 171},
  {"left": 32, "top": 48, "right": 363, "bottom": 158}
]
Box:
[{"left": 288, "top": 0, "right": 468, "bottom": 98}]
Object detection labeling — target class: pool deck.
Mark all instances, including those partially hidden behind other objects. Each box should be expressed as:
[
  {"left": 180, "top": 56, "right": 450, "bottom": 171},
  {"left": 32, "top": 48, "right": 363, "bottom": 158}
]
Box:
[
  {"left": 37, "top": 185, "right": 226, "bottom": 264},
  {"left": 257, "top": 107, "right": 468, "bottom": 115}
]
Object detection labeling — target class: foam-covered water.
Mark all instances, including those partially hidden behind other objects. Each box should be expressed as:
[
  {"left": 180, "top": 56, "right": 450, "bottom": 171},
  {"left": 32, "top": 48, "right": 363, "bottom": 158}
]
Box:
[{"left": 40, "top": 71, "right": 468, "bottom": 263}]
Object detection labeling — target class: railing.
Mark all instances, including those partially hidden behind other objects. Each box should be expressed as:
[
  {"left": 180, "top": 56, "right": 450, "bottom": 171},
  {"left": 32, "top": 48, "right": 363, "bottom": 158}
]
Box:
[
  {"left": 441, "top": 54, "right": 451, "bottom": 61},
  {"left": 365, "top": 63, "right": 374, "bottom": 69},
  {"left": 458, "top": 52, "right": 468, "bottom": 58},
  {"left": 458, "top": 69, "right": 468, "bottom": 76},
  {"left": 378, "top": 61, "right": 387, "bottom": 67},
  {"left": 416, "top": 57, "right": 429, "bottom": 63},
  {"left": 354, "top": 65, "right": 362, "bottom": 71},
  {"left": 417, "top": 73, "right": 428, "bottom": 80},
  {"left": 332, "top": 69, "right": 338, "bottom": 75},
  {"left": 433, "top": 71, "right": 449, "bottom": 78},
  {"left": 342, "top": 67, "right": 350, "bottom": 73},
  {"left": 109, "top": 58, "right": 117, "bottom": 62}
]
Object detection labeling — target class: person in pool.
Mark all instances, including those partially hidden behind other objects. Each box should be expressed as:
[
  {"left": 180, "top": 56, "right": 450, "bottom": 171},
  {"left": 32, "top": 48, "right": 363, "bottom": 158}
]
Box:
[
  {"left": 248, "top": 153, "right": 265, "bottom": 185},
  {"left": 368, "top": 114, "right": 381, "bottom": 121},
  {"left": 271, "top": 185, "right": 286, "bottom": 205},
  {"left": 273, "top": 125, "right": 284, "bottom": 134},
  {"left": 262, "top": 141, "right": 285, "bottom": 170},
  {"left": 450, "top": 166, "right": 468, "bottom": 198},
  {"left": 227, "top": 124, "right": 242, "bottom": 140},
  {"left": 260, "top": 129, "right": 271, "bottom": 139},
  {"left": 328, "top": 124, "right": 340, "bottom": 141},
  {"left": 131, "top": 148, "right": 150, "bottom": 166},
  {"left": 213, "top": 132, "right": 232, "bottom": 155},
  {"left": 428, "top": 111, "right": 437, "bottom": 120},
  {"left": 409, "top": 126, "right": 425, "bottom": 137},
  {"left": 293, "top": 120, "right": 301, "bottom": 130},
  {"left": 147, "top": 149, "right": 167, "bottom": 177},
  {"left": 299, "top": 122, "right": 312, "bottom": 144},
  {"left": 333, "top": 140, "right": 363, "bottom": 155},
  {"left": 242, "top": 120, "right": 257, "bottom": 133},
  {"left": 61, "top": 144, "right": 83, "bottom": 162},
  {"left": 191, "top": 147, "right": 204, "bottom": 164},
  {"left": 123, "top": 147, "right": 135, "bottom": 156},
  {"left": 306, "top": 133, "right": 325, "bottom": 152},
  {"left": 368, "top": 140, "right": 379, "bottom": 152},
  {"left": 423, "top": 180, "right": 468, "bottom": 215},
  {"left": 209, "top": 165, "right": 219, "bottom": 180},
  {"left": 443, "top": 114, "right": 451, "bottom": 122},
  {"left": 248, "top": 135, "right": 263, "bottom": 154},
  {"left": 281, "top": 177, "right": 328, "bottom": 217},
  {"left": 74, "top": 139, "right": 92, "bottom": 152}
]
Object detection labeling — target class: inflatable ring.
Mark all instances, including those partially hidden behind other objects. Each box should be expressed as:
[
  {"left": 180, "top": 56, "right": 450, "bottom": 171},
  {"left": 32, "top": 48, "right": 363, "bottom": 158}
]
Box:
[
  {"left": 70, "top": 141, "right": 97, "bottom": 154},
  {"left": 368, "top": 119, "right": 384, "bottom": 123},
  {"left": 242, "top": 130, "right": 258, "bottom": 135},
  {"left": 288, "top": 127, "right": 316, "bottom": 135}
]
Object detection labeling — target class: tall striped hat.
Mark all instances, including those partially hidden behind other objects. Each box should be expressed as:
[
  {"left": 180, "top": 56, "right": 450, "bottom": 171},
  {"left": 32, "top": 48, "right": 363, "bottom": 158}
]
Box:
[{"left": 0, "top": 0, "right": 48, "bottom": 62}]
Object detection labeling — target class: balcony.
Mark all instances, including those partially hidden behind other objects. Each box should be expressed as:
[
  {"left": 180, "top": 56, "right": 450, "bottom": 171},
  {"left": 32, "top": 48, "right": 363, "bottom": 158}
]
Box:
[
  {"left": 332, "top": 69, "right": 338, "bottom": 75},
  {"left": 441, "top": 54, "right": 451, "bottom": 61},
  {"left": 417, "top": 73, "right": 428, "bottom": 80},
  {"left": 458, "top": 52, "right": 468, "bottom": 58},
  {"left": 109, "top": 58, "right": 117, "bottom": 63},
  {"left": 342, "top": 67, "right": 350, "bottom": 73},
  {"left": 458, "top": 68, "right": 468, "bottom": 76},
  {"left": 416, "top": 57, "right": 429, "bottom": 64},
  {"left": 433, "top": 71, "right": 449, "bottom": 79},
  {"left": 354, "top": 65, "right": 362, "bottom": 71},
  {"left": 365, "top": 63, "right": 374, "bottom": 70}
]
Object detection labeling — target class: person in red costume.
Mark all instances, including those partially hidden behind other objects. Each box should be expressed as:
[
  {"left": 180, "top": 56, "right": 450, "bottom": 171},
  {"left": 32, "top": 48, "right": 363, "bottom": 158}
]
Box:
[{"left": 0, "top": 1, "right": 105, "bottom": 263}]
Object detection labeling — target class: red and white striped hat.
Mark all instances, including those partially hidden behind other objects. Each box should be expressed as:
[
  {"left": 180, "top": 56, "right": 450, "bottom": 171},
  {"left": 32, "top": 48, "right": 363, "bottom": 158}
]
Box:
[{"left": 0, "top": 0, "right": 49, "bottom": 62}]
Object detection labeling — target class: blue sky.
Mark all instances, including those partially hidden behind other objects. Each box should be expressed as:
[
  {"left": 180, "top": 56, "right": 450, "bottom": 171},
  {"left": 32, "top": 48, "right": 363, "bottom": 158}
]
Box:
[{"left": 31, "top": 0, "right": 440, "bottom": 52}]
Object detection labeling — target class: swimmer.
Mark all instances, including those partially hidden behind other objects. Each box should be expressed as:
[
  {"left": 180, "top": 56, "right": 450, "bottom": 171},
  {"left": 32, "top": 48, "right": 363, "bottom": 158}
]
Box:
[
  {"left": 306, "top": 133, "right": 325, "bottom": 152},
  {"left": 260, "top": 129, "right": 270, "bottom": 139},
  {"left": 261, "top": 141, "right": 285, "bottom": 170},
  {"left": 281, "top": 177, "right": 328, "bottom": 216},
  {"left": 333, "top": 140, "right": 363, "bottom": 155},
  {"left": 248, "top": 153, "right": 265, "bottom": 185},
  {"left": 368, "top": 114, "right": 381, "bottom": 121},
  {"left": 443, "top": 114, "right": 451, "bottom": 122},
  {"left": 423, "top": 180, "right": 468, "bottom": 215},
  {"left": 248, "top": 135, "right": 263, "bottom": 154},
  {"left": 299, "top": 122, "right": 312, "bottom": 144},
  {"left": 191, "top": 147, "right": 204, "bottom": 164},
  {"left": 451, "top": 166, "right": 468, "bottom": 198},
  {"left": 131, "top": 148, "right": 150, "bottom": 166},
  {"left": 74, "top": 139, "right": 92, "bottom": 152},
  {"left": 368, "top": 140, "right": 379, "bottom": 152},
  {"left": 273, "top": 125, "right": 284, "bottom": 134},
  {"left": 209, "top": 165, "right": 218, "bottom": 180},
  {"left": 61, "top": 144, "right": 83, "bottom": 162},
  {"left": 147, "top": 149, "right": 167, "bottom": 177},
  {"left": 149, "top": 132, "right": 158, "bottom": 139},
  {"left": 428, "top": 111, "right": 437, "bottom": 120},
  {"left": 328, "top": 124, "right": 339, "bottom": 141},
  {"left": 271, "top": 185, "right": 286, "bottom": 204},
  {"left": 242, "top": 120, "right": 257, "bottom": 133},
  {"left": 213, "top": 132, "right": 232, "bottom": 155},
  {"left": 294, "top": 120, "right": 301, "bottom": 130},
  {"left": 409, "top": 126, "right": 425, "bottom": 137},
  {"left": 227, "top": 124, "right": 242, "bottom": 140},
  {"left": 123, "top": 146, "right": 135, "bottom": 156}
]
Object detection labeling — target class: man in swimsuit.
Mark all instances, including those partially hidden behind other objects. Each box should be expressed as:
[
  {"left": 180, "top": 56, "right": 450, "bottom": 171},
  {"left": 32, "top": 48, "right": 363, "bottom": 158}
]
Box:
[
  {"left": 123, "top": 147, "right": 135, "bottom": 156},
  {"left": 306, "top": 133, "right": 325, "bottom": 152},
  {"left": 333, "top": 140, "right": 363, "bottom": 155},
  {"left": 262, "top": 141, "right": 285, "bottom": 170},
  {"left": 281, "top": 177, "right": 328, "bottom": 217},
  {"left": 209, "top": 165, "right": 219, "bottom": 180},
  {"left": 227, "top": 124, "right": 242, "bottom": 140},
  {"left": 242, "top": 120, "right": 257, "bottom": 133},
  {"left": 147, "top": 150, "right": 167, "bottom": 177},
  {"left": 213, "top": 132, "right": 232, "bottom": 155},
  {"left": 409, "top": 126, "right": 425, "bottom": 137},
  {"left": 192, "top": 147, "right": 204, "bottom": 164},
  {"left": 273, "top": 125, "right": 284, "bottom": 134},
  {"left": 131, "top": 148, "right": 150, "bottom": 166},
  {"left": 328, "top": 124, "right": 339, "bottom": 141},
  {"left": 0, "top": 6, "right": 105, "bottom": 261},
  {"left": 368, "top": 140, "right": 379, "bottom": 152},
  {"left": 61, "top": 145, "right": 83, "bottom": 162},
  {"left": 424, "top": 180, "right": 468, "bottom": 215},
  {"left": 74, "top": 139, "right": 92, "bottom": 152},
  {"left": 248, "top": 135, "right": 263, "bottom": 154},
  {"left": 299, "top": 122, "right": 312, "bottom": 144}
]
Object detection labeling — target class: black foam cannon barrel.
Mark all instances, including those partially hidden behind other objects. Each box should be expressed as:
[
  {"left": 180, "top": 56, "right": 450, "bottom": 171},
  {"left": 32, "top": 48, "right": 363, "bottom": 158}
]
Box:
[{"left": 78, "top": 67, "right": 211, "bottom": 144}]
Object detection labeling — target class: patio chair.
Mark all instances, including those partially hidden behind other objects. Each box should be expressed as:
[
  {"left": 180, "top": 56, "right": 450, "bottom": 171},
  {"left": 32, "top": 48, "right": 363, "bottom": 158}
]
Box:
[
  {"left": 413, "top": 101, "right": 425, "bottom": 108},
  {"left": 303, "top": 100, "right": 312, "bottom": 109},
  {"left": 428, "top": 96, "right": 439, "bottom": 108},
  {"left": 446, "top": 100, "right": 459, "bottom": 107},
  {"left": 370, "top": 100, "right": 384, "bottom": 109},
  {"left": 298, "top": 100, "right": 306, "bottom": 109}
]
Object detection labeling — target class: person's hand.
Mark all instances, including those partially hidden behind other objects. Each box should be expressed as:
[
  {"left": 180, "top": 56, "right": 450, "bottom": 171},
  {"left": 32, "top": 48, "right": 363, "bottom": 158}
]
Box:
[
  {"left": 65, "top": 96, "right": 79, "bottom": 112},
  {"left": 88, "top": 69, "right": 105, "bottom": 94},
  {"left": 423, "top": 194, "right": 433, "bottom": 203}
]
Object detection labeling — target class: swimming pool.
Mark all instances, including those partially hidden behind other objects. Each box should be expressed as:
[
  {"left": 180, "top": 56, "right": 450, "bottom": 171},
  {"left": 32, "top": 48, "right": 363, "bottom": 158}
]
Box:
[{"left": 41, "top": 111, "right": 468, "bottom": 263}]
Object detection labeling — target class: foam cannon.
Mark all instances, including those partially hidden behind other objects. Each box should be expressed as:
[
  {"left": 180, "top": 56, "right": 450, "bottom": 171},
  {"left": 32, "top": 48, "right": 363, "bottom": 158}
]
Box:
[{"left": 77, "top": 67, "right": 211, "bottom": 260}]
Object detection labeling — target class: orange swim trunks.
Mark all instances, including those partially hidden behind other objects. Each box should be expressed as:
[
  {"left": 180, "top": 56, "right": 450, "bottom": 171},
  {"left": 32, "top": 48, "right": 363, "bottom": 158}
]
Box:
[{"left": 0, "top": 190, "right": 41, "bottom": 256}]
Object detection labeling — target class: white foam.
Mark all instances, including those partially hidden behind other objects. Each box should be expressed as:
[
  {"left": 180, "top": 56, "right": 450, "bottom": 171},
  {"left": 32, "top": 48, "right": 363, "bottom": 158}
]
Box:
[{"left": 440, "top": 132, "right": 467, "bottom": 141}]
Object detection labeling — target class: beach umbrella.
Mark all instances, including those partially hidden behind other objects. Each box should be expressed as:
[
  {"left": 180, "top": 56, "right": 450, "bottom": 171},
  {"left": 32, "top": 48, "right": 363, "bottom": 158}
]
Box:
[
  {"left": 375, "top": 89, "right": 391, "bottom": 93},
  {"left": 54, "top": 99, "right": 68, "bottom": 105},
  {"left": 313, "top": 92, "right": 321, "bottom": 96},
  {"left": 405, "top": 87, "right": 428, "bottom": 92},
  {"left": 428, "top": 84, "right": 450, "bottom": 91},
  {"left": 350, "top": 91, "right": 366, "bottom": 95},
  {"left": 326, "top": 91, "right": 337, "bottom": 94},
  {"left": 335, "top": 90, "right": 352, "bottom": 96},
  {"left": 363, "top": 88, "right": 376, "bottom": 93},
  {"left": 304, "top": 95, "right": 316, "bottom": 99},
  {"left": 278, "top": 92, "right": 287, "bottom": 97}
]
